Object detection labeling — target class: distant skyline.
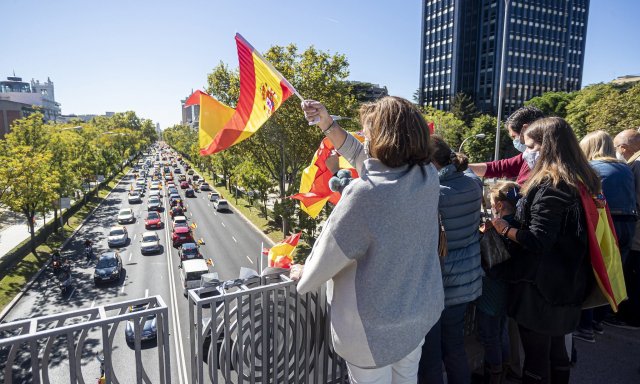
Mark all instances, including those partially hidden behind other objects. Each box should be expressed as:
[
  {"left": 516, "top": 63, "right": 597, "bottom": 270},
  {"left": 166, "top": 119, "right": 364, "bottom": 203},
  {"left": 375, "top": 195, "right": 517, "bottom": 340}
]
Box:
[{"left": 1, "top": 0, "right": 639, "bottom": 129}]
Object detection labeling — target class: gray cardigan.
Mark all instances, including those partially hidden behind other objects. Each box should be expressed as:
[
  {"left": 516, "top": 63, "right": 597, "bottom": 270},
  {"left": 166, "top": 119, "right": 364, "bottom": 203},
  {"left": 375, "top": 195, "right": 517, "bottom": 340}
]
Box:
[{"left": 297, "top": 134, "right": 444, "bottom": 368}]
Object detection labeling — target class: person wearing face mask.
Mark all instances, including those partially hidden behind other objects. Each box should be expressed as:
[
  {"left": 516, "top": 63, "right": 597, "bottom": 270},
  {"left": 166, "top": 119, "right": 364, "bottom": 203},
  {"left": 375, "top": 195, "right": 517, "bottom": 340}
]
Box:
[
  {"left": 468, "top": 106, "right": 545, "bottom": 185},
  {"left": 491, "top": 117, "right": 599, "bottom": 384},
  {"left": 294, "top": 97, "right": 444, "bottom": 384},
  {"left": 418, "top": 135, "right": 483, "bottom": 384},
  {"left": 612, "top": 129, "right": 640, "bottom": 329}
]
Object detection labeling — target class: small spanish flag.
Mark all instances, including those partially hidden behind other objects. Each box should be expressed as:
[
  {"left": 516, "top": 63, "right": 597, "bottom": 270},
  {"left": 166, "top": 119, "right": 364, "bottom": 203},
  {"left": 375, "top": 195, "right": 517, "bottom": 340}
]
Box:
[
  {"left": 185, "top": 33, "right": 297, "bottom": 155},
  {"left": 290, "top": 135, "right": 362, "bottom": 218},
  {"left": 268, "top": 233, "right": 301, "bottom": 269}
]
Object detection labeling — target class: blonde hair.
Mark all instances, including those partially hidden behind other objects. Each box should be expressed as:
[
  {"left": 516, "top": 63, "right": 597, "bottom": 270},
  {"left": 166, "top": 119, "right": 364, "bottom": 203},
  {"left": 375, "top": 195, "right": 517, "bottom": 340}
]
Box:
[
  {"left": 360, "top": 96, "right": 432, "bottom": 168},
  {"left": 579, "top": 130, "right": 617, "bottom": 162},
  {"left": 489, "top": 181, "right": 520, "bottom": 211}
]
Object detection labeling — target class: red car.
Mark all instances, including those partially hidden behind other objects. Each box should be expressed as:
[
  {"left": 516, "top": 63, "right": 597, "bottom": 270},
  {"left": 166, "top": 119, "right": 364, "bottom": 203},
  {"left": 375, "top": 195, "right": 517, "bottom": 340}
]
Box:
[
  {"left": 180, "top": 181, "right": 189, "bottom": 189},
  {"left": 145, "top": 211, "right": 162, "bottom": 229},
  {"left": 172, "top": 226, "right": 194, "bottom": 247}
]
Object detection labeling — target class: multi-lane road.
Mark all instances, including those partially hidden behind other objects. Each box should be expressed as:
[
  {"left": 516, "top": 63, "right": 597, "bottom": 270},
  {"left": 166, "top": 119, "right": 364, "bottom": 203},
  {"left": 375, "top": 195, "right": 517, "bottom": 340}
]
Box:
[{"left": 1, "top": 154, "right": 272, "bottom": 383}]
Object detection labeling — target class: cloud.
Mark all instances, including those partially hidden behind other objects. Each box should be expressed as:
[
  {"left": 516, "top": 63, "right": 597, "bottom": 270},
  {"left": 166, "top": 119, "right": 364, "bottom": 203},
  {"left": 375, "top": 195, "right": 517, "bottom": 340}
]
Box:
[{"left": 324, "top": 17, "right": 339, "bottom": 24}]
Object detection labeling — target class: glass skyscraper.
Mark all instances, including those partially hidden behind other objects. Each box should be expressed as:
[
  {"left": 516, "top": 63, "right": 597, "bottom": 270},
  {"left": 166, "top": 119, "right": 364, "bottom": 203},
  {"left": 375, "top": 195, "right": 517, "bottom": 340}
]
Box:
[{"left": 419, "top": 0, "right": 589, "bottom": 116}]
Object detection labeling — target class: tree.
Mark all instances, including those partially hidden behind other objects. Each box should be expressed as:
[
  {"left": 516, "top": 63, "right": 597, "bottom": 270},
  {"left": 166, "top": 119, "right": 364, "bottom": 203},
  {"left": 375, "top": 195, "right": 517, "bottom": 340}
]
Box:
[
  {"left": 565, "top": 83, "right": 616, "bottom": 138},
  {"left": 421, "top": 106, "right": 467, "bottom": 149},
  {"left": 586, "top": 82, "right": 640, "bottom": 136},
  {"left": 235, "top": 160, "right": 274, "bottom": 215},
  {"left": 449, "top": 92, "right": 480, "bottom": 127},
  {"left": 462, "top": 115, "right": 513, "bottom": 163},
  {"left": 524, "top": 91, "right": 575, "bottom": 118}
]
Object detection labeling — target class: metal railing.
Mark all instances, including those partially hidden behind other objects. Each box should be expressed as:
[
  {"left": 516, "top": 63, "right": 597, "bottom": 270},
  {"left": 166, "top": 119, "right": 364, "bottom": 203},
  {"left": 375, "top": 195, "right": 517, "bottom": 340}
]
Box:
[
  {"left": 0, "top": 296, "right": 170, "bottom": 384},
  {"left": 187, "top": 271, "right": 349, "bottom": 384}
]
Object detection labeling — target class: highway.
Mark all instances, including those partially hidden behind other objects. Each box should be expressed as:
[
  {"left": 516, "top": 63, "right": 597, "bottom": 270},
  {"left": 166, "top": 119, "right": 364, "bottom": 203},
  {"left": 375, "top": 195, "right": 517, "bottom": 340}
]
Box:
[{"left": 1, "top": 150, "right": 272, "bottom": 383}]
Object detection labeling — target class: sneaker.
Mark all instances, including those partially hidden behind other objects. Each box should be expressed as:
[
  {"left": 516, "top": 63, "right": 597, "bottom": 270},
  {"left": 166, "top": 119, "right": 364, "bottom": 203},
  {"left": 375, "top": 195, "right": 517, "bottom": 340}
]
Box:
[
  {"left": 592, "top": 321, "right": 604, "bottom": 335},
  {"left": 573, "top": 329, "right": 596, "bottom": 343},
  {"left": 602, "top": 317, "right": 640, "bottom": 330}
]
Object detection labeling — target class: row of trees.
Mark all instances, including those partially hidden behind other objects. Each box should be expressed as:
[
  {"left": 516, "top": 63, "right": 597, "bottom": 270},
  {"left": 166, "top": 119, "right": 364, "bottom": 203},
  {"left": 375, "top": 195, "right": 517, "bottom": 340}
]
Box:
[{"left": 0, "top": 111, "right": 158, "bottom": 252}]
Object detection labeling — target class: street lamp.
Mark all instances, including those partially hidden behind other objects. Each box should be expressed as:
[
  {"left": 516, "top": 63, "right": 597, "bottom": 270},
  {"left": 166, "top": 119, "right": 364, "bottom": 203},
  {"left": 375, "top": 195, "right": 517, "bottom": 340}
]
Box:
[
  {"left": 494, "top": 0, "right": 511, "bottom": 161},
  {"left": 459, "top": 134, "right": 487, "bottom": 153}
]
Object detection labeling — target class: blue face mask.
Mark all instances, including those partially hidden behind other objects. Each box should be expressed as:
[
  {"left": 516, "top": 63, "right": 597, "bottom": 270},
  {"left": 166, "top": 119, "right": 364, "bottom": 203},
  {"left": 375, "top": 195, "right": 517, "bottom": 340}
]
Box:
[{"left": 513, "top": 138, "right": 526, "bottom": 153}]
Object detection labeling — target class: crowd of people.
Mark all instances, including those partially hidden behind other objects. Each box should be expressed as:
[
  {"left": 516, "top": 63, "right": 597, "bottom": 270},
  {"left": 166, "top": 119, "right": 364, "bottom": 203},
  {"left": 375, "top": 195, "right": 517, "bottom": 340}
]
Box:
[{"left": 291, "top": 96, "right": 638, "bottom": 384}]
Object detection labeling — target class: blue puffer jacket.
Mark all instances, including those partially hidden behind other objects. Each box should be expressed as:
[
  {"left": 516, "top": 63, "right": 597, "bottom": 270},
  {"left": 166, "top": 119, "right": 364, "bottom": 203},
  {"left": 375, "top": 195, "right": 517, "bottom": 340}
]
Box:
[{"left": 438, "top": 165, "right": 484, "bottom": 307}]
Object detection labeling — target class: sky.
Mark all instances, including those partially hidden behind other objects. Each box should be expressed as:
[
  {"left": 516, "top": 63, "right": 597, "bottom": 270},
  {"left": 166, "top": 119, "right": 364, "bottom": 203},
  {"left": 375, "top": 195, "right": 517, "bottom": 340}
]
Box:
[{"left": 1, "top": 0, "right": 639, "bottom": 129}]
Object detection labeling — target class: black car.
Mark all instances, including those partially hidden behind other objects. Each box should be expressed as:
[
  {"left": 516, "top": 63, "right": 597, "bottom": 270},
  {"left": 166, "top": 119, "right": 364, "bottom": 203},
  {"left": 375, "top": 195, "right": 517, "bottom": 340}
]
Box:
[
  {"left": 178, "top": 242, "right": 202, "bottom": 261},
  {"left": 125, "top": 304, "right": 157, "bottom": 344},
  {"left": 185, "top": 188, "right": 195, "bottom": 198},
  {"left": 174, "top": 168, "right": 181, "bottom": 174},
  {"left": 94, "top": 252, "right": 123, "bottom": 284}
]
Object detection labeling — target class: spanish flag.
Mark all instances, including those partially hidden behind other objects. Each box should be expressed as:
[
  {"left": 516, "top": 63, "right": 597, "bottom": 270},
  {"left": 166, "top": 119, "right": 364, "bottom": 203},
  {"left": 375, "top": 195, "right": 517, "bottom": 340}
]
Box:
[
  {"left": 185, "top": 34, "right": 297, "bottom": 155},
  {"left": 578, "top": 184, "right": 627, "bottom": 312},
  {"left": 268, "top": 233, "right": 301, "bottom": 269},
  {"left": 290, "top": 135, "right": 362, "bottom": 218}
]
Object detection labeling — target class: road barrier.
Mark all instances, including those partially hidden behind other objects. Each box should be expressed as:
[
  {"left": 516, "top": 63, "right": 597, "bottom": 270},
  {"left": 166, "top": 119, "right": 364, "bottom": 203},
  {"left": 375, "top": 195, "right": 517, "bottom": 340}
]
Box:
[
  {"left": 188, "top": 271, "right": 349, "bottom": 384},
  {"left": 0, "top": 296, "right": 171, "bottom": 384}
]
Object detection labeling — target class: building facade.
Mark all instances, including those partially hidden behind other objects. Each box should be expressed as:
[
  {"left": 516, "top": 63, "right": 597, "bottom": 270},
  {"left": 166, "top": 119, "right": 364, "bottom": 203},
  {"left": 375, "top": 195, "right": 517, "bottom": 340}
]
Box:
[
  {"left": 181, "top": 93, "right": 199, "bottom": 128},
  {"left": 0, "top": 76, "right": 61, "bottom": 122},
  {"left": 419, "top": 0, "right": 589, "bottom": 116}
]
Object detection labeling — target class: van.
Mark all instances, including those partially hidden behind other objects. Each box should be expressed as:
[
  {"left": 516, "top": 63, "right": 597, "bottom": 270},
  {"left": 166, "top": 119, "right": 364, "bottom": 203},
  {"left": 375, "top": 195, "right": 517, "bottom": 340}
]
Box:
[{"left": 180, "top": 259, "right": 210, "bottom": 297}]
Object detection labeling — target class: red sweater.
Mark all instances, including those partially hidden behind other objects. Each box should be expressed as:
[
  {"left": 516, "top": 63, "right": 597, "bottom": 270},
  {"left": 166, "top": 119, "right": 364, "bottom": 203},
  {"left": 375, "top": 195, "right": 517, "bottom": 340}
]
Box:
[{"left": 484, "top": 153, "right": 530, "bottom": 185}]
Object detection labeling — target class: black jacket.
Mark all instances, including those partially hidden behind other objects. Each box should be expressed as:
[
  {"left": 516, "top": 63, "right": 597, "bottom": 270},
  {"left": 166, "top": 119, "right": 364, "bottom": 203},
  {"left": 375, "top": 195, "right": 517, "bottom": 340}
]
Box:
[{"left": 502, "top": 181, "right": 594, "bottom": 335}]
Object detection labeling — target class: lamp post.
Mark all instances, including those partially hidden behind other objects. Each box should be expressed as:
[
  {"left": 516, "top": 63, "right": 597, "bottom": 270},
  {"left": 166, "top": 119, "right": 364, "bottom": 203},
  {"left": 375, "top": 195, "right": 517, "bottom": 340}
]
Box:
[
  {"left": 459, "top": 133, "right": 487, "bottom": 153},
  {"left": 494, "top": 0, "right": 511, "bottom": 161}
]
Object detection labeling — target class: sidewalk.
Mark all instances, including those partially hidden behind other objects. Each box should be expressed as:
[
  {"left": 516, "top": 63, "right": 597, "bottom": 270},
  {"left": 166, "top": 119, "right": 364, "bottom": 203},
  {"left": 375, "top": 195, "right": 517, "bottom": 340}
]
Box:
[{"left": 0, "top": 208, "right": 51, "bottom": 258}]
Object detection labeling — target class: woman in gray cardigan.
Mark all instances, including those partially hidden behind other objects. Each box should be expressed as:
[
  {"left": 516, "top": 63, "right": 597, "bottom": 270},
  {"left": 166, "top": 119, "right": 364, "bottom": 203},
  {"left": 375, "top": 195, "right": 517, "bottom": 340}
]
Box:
[
  {"left": 294, "top": 97, "right": 445, "bottom": 384},
  {"left": 419, "top": 135, "right": 484, "bottom": 384}
]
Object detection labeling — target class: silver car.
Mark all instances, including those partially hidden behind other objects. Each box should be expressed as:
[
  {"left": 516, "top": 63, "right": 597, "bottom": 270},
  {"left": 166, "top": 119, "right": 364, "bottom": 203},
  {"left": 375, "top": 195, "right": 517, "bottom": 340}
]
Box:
[
  {"left": 117, "top": 208, "right": 135, "bottom": 224},
  {"left": 128, "top": 191, "right": 142, "bottom": 204},
  {"left": 140, "top": 231, "right": 161, "bottom": 254},
  {"left": 107, "top": 226, "right": 129, "bottom": 247}
]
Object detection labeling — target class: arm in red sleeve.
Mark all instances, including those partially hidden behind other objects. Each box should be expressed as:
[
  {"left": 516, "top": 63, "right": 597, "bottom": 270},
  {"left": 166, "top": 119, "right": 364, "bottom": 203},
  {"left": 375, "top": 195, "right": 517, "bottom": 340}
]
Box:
[{"left": 484, "top": 154, "right": 525, "bottom": 179}]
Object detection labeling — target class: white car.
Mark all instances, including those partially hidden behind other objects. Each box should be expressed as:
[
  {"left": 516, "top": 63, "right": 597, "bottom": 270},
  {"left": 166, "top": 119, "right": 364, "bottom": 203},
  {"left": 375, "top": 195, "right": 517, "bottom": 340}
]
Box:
[
  {"left": 117, "top": 208, "right": 135, "bottom": 224},
  {"left": 213, "top": 199, "right": 229, "bottom": 212},
  {"left": 199, "top": 182, "right": 211, "bottom": 191},
  {"left": 108, "top": 226, "right": 129, "bottom": 247},
  {"left": 208, "top": 192, "right": 220, "bottom": 202},
  {"left": 173, "top": 215, "right": 188, "bottom": 229},
  {"left": 140, "top": 231, "right": 161, "bottom": 254},
  {"left": 128, "top": 191, "right": 142, "bottom": 204},
  {"left": 148, "top": 189, "right": 161, "bottom": 198}
]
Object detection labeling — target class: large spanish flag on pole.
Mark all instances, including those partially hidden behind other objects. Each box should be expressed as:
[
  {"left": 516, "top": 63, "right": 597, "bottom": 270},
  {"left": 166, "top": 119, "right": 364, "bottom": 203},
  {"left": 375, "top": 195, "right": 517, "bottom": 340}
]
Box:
[
  {"left": 185, "top": 34, "right": 298, "bottom": 155},
  {"left": 290, "top": 135, "right": 362, "bottom": 218},
  {"left": 578, "top": 184, "right": 627, "bottom": 311}
]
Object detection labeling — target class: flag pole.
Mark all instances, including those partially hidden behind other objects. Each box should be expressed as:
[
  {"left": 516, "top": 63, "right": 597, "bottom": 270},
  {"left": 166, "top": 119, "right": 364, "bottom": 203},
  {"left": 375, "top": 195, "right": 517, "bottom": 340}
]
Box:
[{"left": 260, "top": 241, "right": 264, "bottom": 275}]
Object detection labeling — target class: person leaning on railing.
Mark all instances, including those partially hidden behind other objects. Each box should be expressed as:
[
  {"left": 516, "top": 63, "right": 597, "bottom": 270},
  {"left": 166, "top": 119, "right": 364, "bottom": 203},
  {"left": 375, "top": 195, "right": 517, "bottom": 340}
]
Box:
[
  {"left": 293, "top": 96, "right": 445, "bottom": 384},
  {"left": 468, "top": 106, "right": 545, "bottom": 185}
]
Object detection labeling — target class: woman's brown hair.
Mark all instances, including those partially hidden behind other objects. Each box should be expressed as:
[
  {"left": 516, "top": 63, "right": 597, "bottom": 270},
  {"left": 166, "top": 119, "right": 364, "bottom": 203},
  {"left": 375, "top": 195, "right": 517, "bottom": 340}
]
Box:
[
  {"left": 430, "top": 135, "right": 469, "bottom": 172},
  {"left": 522, "top": 117, "right": 601, "bottom": 196},
  {"left": 360, "top": 96, "right": 432, "bottom": 168}
]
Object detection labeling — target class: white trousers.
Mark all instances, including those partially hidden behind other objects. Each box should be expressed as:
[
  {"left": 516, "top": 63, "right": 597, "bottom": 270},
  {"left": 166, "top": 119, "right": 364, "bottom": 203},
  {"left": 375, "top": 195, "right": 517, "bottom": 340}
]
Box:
[{"left": 346, "top": 341, "right": 424, "bottom": 384}]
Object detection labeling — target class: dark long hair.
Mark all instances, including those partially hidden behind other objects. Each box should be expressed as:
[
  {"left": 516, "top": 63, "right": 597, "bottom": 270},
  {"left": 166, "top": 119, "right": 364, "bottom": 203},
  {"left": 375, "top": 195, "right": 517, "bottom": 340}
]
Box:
[
  {"left": 430, "top": 135, "right": 468, "bottom": 172},
  {"left": 522, "top": 117, "right": 601, "bottom": 196}
]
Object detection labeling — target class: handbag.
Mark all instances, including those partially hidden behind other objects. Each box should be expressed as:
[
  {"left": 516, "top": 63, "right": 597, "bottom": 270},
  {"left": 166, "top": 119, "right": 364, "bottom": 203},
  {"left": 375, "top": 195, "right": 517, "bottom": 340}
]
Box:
[
  {"left": 438, "top": 213, "right": 448, "bottom": 263},
  {"left": 479, "top": 226, "right": 511, "bottom": 270}
]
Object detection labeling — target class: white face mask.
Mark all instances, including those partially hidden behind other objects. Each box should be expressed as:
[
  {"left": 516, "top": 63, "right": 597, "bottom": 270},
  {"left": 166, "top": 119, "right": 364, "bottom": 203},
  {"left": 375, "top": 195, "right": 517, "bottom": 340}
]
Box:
[
  {"left": 523, "top": 149, "right": 540, "bottom": 169},
  {"left": 616, "top": 151, "right": 626, "bottom": 161},
  {"left": 513, "top": 138, "right": 527, "bottom": 153}
]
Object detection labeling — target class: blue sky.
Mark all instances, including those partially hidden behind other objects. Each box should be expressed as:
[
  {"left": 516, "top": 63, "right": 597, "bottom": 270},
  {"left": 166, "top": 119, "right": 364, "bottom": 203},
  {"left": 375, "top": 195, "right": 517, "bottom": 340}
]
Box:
[{"left": 1, "top": 0, "right": 638, "bottom": 129}]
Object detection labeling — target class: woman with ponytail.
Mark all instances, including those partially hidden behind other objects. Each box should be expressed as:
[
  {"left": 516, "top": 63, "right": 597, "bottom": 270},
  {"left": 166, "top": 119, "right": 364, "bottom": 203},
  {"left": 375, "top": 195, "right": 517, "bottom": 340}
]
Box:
[{"left": 418, "top": 135, "right": 484, "bottom": 384}]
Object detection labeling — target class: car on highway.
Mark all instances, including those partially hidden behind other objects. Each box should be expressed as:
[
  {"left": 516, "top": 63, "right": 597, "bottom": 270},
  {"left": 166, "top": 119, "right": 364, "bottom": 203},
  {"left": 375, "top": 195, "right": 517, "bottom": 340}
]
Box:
[
  {"left": 187, "top": 169, "right": 194, "bottom": 175},
  {"left": 147, "top": 196, "right": 162, "bottom": 211},
  {"left": 144, "top": 211, "right": 162, "bottom": 229},
  {"left": 172, "top": 215, "right": 188, "bottom": 228},
  {"left": 94, "top": 252, "right": 123, "bottom": 284},
  {"left": 174, "top": 168, "right": 181, "bottom": 174},
  {"left": 199, "top": 182, "right": 211, "bottom": 191},
  {"left": 172, "top": 226, "right": 194, "bottom": 247},
  {"left": 117, "top": 208, "right": 135, "bottom": 224},
  {"left": 140, "top": 231, "right": 161, "bottom": 254},
  {"left": 135, "top": 179, "right": 146, "bottom": 188},
  {"left": 208, "top": 192, "right": 220, "bottom": 202},
  {"left": 124, "top": 303, "right": 157, "bottom": 344},
  {"left": 107, "top": 226, "right": 129, "bottom": 247},
  {"left": 178, "top": 174, "right": 186, "bottom": 182},
  {"left": 168, "top": 188, "right": 179, "bottom": 197},
  {"left": 178, "top": 242, "right": 202, "bottom": 261},
  {"left": 180, "top": 259, "right": 209, "bottom": 296},
  {"left": 213, "top": 199, "right": 229, "bottom": 212},
  {"left": 128, "top": 191, "right": 142, "bottom": 204},
  {"left": 164, "top": 174, "right": 173, "bottom": 182},
  {"left": 134, "top": 186, "right": 145, "bottom": 197},
  {"left": 185, "top": 188, "right": 195, "bottom": 198},
  {"left": 180, "top": 181, "right": 189, "bottom": 189},
  {"left": 192, "top": 175, "right": 200, "bottom": 182}
]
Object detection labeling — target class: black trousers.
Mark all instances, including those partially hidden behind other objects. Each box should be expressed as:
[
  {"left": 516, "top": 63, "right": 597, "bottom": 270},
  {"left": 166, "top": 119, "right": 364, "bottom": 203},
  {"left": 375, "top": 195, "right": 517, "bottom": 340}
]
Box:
[{"left": 518, "top": 325, "right": 570, "bottom": 384}]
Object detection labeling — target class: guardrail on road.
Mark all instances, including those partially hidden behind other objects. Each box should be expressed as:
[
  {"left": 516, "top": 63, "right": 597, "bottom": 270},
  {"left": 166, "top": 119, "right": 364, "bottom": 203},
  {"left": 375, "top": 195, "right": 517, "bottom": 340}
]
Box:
[
  {"left": 0, "top": 296, "right": 170, "bottom": 384},
  {"left": 188, "top": 271, "right": 349, "bottom": 384}
]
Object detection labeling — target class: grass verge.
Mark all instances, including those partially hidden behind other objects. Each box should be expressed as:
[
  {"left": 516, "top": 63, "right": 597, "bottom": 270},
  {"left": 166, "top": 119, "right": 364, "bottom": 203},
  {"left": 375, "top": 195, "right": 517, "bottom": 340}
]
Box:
[{"left": 0, "top": 167, "right": 130, "bottom": 313}]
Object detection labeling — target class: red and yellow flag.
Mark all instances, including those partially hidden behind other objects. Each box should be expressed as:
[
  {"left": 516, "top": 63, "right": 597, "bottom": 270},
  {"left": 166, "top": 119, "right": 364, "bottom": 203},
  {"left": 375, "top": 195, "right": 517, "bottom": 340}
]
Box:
[
  {"left": 185, "top": 34, "right": 297, "bottom": 155},
  {"left": 290, "top": 135, "right": 363, "bottom": 218},
  {"left": 267, "top": 233, "right": 301, "bottom": 269},
  {"left": 578, "top": 184, "right": 627, "bottom": 311}
]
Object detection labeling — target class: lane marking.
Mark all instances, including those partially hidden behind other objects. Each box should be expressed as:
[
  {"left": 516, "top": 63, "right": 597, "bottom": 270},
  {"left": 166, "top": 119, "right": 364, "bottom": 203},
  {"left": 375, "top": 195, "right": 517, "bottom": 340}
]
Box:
[
  {"left": 133, "top": 234, "right": 137, "bottom": 241},
  {"left": 221, "top": 222, "right": 225, "bottom": 228},
  {"left": 232, "top": 236, "right": 237, "bottom": 243},
  {"left": 90, "top": 299, "right": 96, "bottom": 308},
  {"left": 120, "top": 280, "right": 126, "bottom": 294},
  {"left": 144, "top": 288, "right": 149, "bottom": 298},
  {"left": 246, "top": 255, "right": 254, "bottom": 264},
  {"left": 128, "top": 252, "right": 133, "bottom": 261},
  {"left": 207, "top": 203, "right": 210, "bottom": 207}
]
